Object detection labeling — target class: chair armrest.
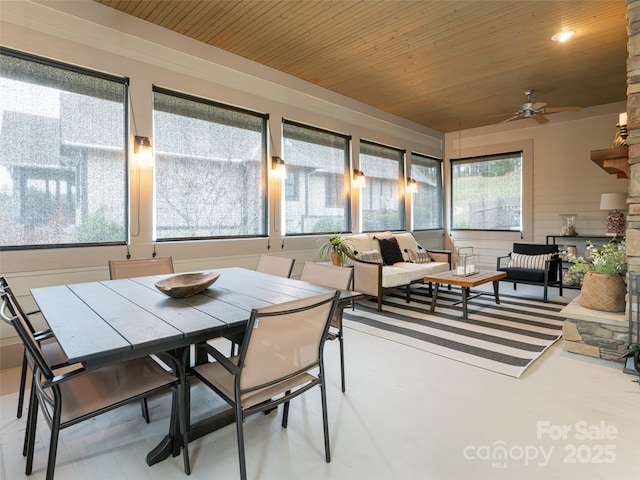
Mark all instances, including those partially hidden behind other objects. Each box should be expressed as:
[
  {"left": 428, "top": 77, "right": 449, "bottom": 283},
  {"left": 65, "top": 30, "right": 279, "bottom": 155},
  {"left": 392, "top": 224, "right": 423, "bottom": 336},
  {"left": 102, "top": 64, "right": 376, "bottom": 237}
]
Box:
[
  {"left": 497, "top": 254, "right": 511, "bottom": 269},
  {"left": 199, "top": 342, "right": 241, "bottom": 375},
  {"left": 426, "top": 249, "right": 451, "bottom": 265},
  {"left": 352, "top": 259, "right": 382, "bottom": 296},
  {"left": 34, "top": 329, "right": 54, "bottom": 342},
  {"left": 43, "top": 364, "right": 87, "bottom": 387}
]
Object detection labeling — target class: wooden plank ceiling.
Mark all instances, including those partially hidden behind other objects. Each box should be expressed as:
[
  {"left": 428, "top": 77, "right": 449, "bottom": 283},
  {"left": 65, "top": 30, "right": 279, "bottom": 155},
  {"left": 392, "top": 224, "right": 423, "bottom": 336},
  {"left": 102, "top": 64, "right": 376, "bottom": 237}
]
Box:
[{"left": 94, "top": 0, "right": 628, "bottom": 133}]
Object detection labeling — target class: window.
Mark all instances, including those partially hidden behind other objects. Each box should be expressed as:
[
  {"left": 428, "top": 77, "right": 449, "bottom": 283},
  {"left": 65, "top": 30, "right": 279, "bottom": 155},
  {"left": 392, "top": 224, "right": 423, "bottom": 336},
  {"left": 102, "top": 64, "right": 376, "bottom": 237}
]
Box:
[
  {"left": 282, "top": 120, "right": 350, "bottom": 234},
  {"left": 0, "top": 48, "right": 127, "bottom": 249},
  {"left": 451, "top": 151, "right": 522, "bottom": 231},
  {"left": 153, "top": 87, "right": 267, "bottom": 240},
  {"left": 410, "top": 153, "right": 443, "bottom": 230},
  {"left": 360, "top": 141, "right": 405, "bottom": 232}
]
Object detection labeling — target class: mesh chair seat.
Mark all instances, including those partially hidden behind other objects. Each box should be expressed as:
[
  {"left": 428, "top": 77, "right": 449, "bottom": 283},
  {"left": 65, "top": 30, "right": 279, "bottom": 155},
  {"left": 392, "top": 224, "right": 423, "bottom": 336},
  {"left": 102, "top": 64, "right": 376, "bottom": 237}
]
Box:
[{"left": 194, "top": 357, "right": 316, "bottom": 410}]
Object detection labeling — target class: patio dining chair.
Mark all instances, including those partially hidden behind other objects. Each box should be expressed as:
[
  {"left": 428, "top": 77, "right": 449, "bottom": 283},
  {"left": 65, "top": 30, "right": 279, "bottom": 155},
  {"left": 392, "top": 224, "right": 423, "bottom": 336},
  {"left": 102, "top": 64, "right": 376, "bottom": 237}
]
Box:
[
  {"left": 108, "top": 255, "right": 174, "bottom": 279},
  {"left": 0, "top": 288, "right": 191, "bottom": 480},
  {"left": 0, "top": 277, "right": 69, "bottom": 420},
  {"left": 255, "top": 254, "right": 295, "bottom": 278},
  {"left": 108, "top": 256, "right": 174, "bottom": 422},
  {"left": 299, "top": 261, "right": 353, "bottom": 392},
  {"left": 190, "top": 290, "right": 340, "bottom": 480},
  {"left": 224, "top": 254, "right": 296, "bottom": 354}
]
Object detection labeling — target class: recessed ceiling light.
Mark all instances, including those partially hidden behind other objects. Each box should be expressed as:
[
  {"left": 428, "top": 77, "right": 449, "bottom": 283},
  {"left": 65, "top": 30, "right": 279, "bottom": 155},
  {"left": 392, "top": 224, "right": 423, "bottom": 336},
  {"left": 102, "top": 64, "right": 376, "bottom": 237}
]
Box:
[{"left": 551, "top": 30, "right": 575, "bottom": 42}]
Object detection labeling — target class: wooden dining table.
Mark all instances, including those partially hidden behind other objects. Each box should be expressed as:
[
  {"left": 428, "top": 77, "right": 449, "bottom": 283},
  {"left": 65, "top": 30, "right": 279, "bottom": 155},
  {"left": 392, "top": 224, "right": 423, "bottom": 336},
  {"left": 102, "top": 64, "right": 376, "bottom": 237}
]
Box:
[{"left": 30, "top": 266, "right": 361, "bottom": 466}]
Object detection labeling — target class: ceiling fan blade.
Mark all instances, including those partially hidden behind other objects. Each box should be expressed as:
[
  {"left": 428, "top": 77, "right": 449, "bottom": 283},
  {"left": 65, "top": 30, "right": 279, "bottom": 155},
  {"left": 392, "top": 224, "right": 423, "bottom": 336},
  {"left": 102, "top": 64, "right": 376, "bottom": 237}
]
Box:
[
  {"left": 500, "top": 114, "right": 522, "bottom": 123},
  {"left": 532, "top": 102, "right": 547, "bottom": 109},
  {"left": 534, "top": 115, "right": 549, "bottom": 124},
  {"left": 544, "top": 106, "right": 581, "bottom": 113},
  {"left": 488, "top": 112, "right": 517, "bottom": 118}
]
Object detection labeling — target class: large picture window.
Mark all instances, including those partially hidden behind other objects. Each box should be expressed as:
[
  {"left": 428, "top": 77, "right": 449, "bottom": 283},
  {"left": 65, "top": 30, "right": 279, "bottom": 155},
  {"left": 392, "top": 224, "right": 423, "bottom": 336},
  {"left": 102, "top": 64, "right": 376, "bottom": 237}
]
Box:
[
  {"left": 451, "top": 151, "right": 522, "bottom": 231},
  {"left": 360, "top": 141, "right": 405, "bottom": 232},
  {"left": 0, "top": 49, "right": 127, "bottom": 249},
  {"left": 411, "top": 153, "right": 443, "bottom": 230},
  {"left": 283, "top": 121, "right": 350, "bottom": 234},
  {"left": 153, "top": 87, "right": 267, "bottom": 240}
]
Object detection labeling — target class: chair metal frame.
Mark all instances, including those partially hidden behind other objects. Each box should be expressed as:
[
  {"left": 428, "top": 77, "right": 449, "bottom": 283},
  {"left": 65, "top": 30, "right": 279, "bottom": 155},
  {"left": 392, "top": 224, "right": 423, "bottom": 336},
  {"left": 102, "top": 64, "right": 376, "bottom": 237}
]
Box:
[
  {"left": 191, "top": 291, "right": 340, "bottom": 480},
  {"left": 0, "top": 288, "right": 191, "bottom": 480},
  {"left": 299, "top": 261, "right": 353, "bottom": 392},
  {"left": 0, "top": 277, "right": 69, "bottom": 419}
]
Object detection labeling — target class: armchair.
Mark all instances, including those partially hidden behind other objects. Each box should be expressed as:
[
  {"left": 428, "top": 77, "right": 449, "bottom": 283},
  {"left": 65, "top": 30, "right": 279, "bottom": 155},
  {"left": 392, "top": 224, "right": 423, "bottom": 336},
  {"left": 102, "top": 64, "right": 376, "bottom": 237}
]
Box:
[{"left": 496, "top": 243, "right": 562, "bottom": 302}]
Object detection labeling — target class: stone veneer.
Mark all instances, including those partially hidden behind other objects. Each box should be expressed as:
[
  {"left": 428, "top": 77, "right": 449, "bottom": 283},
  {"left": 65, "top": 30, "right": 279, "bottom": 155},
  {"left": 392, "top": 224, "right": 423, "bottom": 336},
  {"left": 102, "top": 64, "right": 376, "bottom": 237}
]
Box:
[
  {"left": 629, "top": 1, "right": 640, "bottom": 277},
  {"left": 562, "top": 296, "right": 629, "bottom": 360}
]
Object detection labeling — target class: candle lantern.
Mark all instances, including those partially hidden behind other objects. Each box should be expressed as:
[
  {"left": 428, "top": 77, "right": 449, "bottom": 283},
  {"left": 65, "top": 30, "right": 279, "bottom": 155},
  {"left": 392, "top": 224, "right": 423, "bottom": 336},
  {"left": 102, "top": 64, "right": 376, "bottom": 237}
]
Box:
[{"left": 453, "top": 253, "right": 480, "bottom": 276}]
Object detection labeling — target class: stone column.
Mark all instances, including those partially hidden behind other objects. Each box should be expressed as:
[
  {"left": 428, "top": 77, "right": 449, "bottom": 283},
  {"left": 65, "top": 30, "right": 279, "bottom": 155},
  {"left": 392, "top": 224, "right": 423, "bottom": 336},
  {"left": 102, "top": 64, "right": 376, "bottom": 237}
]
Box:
[{"left": 626, "top": 0, "right": 640, "bottom": 344}]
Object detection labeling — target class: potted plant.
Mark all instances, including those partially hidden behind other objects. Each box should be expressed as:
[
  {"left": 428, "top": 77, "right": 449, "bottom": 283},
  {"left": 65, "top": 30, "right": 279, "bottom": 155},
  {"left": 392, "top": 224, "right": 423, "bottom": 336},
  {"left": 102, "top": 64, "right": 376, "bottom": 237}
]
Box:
[
  {"left": 318, "top": 233, "right": 353, "bottom": 266},
  {"left": 566, "top": 240, "right": 626, "bottom": 312}
]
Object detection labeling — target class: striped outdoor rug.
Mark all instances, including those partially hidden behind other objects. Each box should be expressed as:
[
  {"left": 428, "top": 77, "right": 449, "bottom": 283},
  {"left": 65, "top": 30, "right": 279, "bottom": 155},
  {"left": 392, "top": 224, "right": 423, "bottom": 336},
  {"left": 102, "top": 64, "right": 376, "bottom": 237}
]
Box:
[{"left": 343, "top": 287, "right": 567, "bottom": 378}]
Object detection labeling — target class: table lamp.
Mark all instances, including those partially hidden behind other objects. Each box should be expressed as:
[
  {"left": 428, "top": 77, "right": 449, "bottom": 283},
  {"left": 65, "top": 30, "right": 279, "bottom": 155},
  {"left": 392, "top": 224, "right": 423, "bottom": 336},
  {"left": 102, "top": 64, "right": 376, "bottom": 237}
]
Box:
[{"left": 600, "top": 192, "right": 627, "bottom": 236}]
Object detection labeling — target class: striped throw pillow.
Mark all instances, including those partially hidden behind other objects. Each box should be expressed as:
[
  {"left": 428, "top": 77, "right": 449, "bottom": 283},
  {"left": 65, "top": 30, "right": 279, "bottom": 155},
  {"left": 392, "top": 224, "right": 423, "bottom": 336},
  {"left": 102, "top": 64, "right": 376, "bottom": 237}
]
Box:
[
  {"left": 508, "top": 252, "right": 552, "bottom": 270},
  {"left": 357, "top": 249, "right": 383, "bottom": 264},
  {"left": 406, "top": 249, "right": 431, "bottom": 264}
]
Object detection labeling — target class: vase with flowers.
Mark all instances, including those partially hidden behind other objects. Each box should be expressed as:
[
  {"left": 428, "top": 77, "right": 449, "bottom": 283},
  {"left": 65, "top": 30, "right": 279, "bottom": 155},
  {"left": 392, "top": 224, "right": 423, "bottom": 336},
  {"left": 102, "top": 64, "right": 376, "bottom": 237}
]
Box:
[{"left": 565, "top": 240, "right": 626, "bottom": 312}]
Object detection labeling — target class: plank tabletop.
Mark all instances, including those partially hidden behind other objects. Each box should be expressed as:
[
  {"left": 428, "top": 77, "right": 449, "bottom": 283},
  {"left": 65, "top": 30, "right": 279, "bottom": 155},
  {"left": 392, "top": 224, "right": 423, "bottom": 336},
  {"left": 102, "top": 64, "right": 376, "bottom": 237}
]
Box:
[{"left": 31, "top": 267, "right": 353, "bottom": 368}]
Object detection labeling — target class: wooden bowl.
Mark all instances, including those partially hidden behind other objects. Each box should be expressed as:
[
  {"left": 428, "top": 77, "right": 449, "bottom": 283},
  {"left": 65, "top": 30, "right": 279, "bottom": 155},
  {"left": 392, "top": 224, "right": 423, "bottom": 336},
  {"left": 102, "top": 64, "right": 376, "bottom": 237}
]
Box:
[{"left": 155, "top": 272, "right": 220, "bottom": 298}]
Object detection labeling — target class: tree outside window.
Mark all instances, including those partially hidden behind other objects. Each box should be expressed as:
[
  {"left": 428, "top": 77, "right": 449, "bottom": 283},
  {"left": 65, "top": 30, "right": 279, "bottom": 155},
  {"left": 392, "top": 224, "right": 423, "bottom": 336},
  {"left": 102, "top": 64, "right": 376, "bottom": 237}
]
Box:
[
  {"left": 450, "top": 151, "right": 522, "bottom": 231},
  {"left": 153, "top": 88, "right": 267, "bottom": 240}
]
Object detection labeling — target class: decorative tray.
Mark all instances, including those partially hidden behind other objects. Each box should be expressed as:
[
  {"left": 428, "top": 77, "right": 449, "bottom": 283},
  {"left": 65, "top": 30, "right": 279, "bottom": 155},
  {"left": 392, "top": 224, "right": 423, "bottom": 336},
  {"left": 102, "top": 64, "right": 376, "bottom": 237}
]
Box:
[{"left": 154, "top": 272, "right": 220, "bottom": 298}]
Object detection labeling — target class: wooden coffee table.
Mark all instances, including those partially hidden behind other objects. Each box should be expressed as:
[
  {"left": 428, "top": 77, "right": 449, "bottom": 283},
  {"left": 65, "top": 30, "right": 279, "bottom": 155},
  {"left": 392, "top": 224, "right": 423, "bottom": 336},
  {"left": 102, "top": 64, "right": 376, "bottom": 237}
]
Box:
[{"left": 423, "top": 270, "right": 507, "bottom": 319}]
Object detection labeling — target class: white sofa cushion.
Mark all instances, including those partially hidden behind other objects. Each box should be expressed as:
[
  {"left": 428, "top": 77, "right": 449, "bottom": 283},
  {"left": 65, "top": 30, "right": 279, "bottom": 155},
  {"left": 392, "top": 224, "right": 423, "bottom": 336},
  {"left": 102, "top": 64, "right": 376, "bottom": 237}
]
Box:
[
  {"left": 392, "top": 261, "right": 450, "bottom": 281},
  {"left": 380, "top": 266, "right": 414, "bottom": 288},
  {"left": 343, "top": 234, "right": 373, "bottom": 255},
  {"left": 394, "top": 232, "right": 420, "bottom": 261}
]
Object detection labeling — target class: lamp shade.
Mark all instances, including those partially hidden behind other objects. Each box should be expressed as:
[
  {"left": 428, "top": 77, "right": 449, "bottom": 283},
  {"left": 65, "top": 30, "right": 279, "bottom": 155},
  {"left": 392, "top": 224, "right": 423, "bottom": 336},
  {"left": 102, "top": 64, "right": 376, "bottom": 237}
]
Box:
[{"left": 599, "top": 193, "right": 627, "bottom": 211}]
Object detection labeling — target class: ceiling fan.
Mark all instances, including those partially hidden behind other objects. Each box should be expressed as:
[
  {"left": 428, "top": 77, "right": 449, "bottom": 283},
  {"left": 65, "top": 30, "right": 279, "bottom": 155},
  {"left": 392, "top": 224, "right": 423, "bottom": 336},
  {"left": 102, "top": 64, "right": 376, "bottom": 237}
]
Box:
[{"left": 498, "top": 89, "right": 580, "bottom": 124}]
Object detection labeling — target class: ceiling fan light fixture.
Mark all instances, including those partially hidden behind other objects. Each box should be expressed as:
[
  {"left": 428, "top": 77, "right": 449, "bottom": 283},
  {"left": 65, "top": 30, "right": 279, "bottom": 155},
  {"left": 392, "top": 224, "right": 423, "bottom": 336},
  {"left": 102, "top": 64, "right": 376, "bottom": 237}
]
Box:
[{"left": 551, "top": 30, "right": 575, "bottom": 43}]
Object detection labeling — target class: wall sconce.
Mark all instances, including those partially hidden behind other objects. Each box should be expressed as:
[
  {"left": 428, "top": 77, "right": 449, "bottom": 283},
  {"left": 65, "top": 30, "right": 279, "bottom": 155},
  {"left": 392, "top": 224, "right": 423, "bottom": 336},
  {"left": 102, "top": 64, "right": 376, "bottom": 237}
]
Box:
[
  {"left": 353, "top": 169, "right": 366, "bottom": 188},
  {"left": 272, "top": 156, "right": 287, "bottom": 179},
  {"left": 134, "top": 135, "right": 153, "bottom": 168},
  {"left": 406, "top": 178, "right": 418, "bottom": 193},
  {"left": 600, "top": 192, "right": 627, "bottom": 236}
]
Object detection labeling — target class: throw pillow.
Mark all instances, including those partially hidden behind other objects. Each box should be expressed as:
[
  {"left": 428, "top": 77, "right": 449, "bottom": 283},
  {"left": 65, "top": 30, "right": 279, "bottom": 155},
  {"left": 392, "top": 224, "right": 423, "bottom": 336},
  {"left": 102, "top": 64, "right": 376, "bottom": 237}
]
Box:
[
  {"left": 394, "top": 232, "right": 420, "bottom": 261},
  {"left": 378, "top": 237, "right": 405, "bottom": 265},
  {"left": 508, "top": 252, "right": 552, "bottom": 270},
  {"left": 357, "top": 249, "right": 383, "bottom": 264},
  {"left": 406, "top": 249, "right": 431, "bottom": 264}
]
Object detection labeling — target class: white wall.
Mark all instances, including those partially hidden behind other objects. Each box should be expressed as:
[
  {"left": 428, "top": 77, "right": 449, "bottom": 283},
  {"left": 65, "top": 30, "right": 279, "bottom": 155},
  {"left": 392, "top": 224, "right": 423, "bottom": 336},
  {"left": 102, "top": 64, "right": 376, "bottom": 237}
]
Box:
[{"left": 443, "top": 102, "right": 628, "bottom": 268}]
